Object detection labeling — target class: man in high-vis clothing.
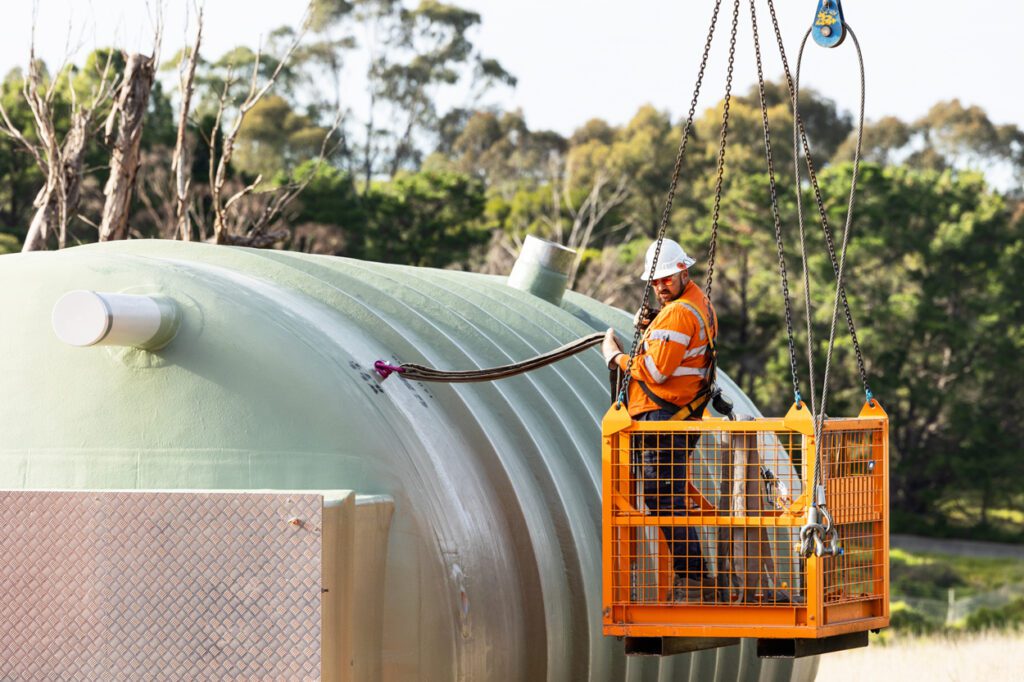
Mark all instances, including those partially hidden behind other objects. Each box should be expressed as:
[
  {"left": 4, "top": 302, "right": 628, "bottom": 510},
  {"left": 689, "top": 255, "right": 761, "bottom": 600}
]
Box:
[{"left": 601, "top": 238, "right": 720, "bottom": 597}]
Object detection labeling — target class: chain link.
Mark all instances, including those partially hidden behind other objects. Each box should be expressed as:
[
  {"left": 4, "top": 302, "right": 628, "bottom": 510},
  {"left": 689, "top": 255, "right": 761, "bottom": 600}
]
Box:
[
  {"left": 704, "top": 0, "right": 741, "bottom": 300},
  {"left": 619, "top": 0, "right": 724, "bottom": 403},
  {"left": 748, "top": 0, "right": 803, "bottom": 405}
]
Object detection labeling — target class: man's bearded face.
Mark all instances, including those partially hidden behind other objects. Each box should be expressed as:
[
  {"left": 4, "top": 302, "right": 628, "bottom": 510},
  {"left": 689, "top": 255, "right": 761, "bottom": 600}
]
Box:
[{"left": 652, "top": 271, "right": 686, "bottom": 303}]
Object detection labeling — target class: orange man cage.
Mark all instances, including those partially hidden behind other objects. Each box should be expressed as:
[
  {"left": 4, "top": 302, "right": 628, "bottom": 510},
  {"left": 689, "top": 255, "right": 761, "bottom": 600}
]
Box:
[{"left": 601, "top": 400, "right": 889, "bottom": 657}]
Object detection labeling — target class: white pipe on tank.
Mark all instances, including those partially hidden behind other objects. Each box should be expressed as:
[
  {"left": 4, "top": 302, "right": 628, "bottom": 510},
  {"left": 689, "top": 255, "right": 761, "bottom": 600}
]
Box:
[{"left": 51, "top": 290, "right": 180, "bottom": 350}]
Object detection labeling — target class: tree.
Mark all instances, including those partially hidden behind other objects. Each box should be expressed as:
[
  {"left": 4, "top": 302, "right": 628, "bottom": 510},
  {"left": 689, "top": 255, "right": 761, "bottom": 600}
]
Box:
[
  {"left": 0, "top": 49, "right": 116, "bottom": 250},
  {"left": 360, "top": 168, "right": 487, "bottom": 267},
  {"left": 171, "top": 8, "right": 203, "bottom": 241},
  {"left": 233, "top": 96, "right": 334, "bottom": 179},
  {"left": 99, "top": 52, "right": 156, "bottom": 242},
  {"left": 834, "top": 100, "right": 1024, "bottom": 194},
  {"left": 832, "top": 115, "right": 911, "bottom": 167},
  {"left": 304, "top": 0, "right": 514, "bottom": 185},
  {"left": 736, "top": 80, "right": 852, "bottom": 166},
  {"left": 792, "top": 164, "right": 1024, "bottom": 521},
  {"left": 443, "top": 109, "right": 565, "bottom": 193}
]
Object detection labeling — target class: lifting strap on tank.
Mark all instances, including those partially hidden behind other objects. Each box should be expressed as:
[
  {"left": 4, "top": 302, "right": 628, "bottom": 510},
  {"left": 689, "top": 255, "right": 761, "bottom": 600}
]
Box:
[{"left": 373, "top": 332, "right": 604, "bottom": 383}]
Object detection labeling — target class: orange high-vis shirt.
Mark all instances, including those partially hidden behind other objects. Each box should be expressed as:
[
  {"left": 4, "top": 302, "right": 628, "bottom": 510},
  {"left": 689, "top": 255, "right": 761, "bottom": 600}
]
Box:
[{"left": 615, "top": 280, "right": 718, "bottom": 417}]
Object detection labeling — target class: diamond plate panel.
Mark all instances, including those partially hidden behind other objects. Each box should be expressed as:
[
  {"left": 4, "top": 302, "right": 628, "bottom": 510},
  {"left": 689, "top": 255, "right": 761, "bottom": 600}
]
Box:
[{"left": 0, "top": 491, "right": 323, "bottom": 681}]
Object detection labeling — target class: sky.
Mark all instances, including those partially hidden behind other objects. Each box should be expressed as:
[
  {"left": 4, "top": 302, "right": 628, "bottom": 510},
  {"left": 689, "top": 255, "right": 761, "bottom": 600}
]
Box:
[{"left": 1, "top": 0, "right": 1021, "bottom": 137}]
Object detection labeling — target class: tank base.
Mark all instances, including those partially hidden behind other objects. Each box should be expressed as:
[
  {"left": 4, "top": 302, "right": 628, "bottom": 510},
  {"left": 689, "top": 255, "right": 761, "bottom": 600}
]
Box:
[
  {"left": 757, "top": 630, "right": 868, "bottom": 658},
  {"left": 624, "top": 636, "right": 739, "bottom": 656}
]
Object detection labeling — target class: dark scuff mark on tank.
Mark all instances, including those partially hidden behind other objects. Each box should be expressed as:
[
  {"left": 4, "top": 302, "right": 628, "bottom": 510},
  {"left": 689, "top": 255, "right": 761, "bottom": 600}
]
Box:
[{"left": 348, "top": 360, "right": 384, "bottom": 395}]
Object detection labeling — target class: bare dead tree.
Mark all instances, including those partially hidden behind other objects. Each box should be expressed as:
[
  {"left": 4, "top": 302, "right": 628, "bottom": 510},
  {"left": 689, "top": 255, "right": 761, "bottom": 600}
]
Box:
[
  {"left": 135, "top": 148, "right": 177, "bottom": 237},
  {"left": 0, "top": 42, "right": 116, "bottom": 251},
  {"left": 540, "top": 154, "right": 633, "bottom": 289},
  {"left": 205, "top": 6, "right": 305, "bottom": 242},
  {"left": 216, "top": 109, "right": 343, "bottom": 247},
  {"left": 203, "top": 1, "right": 352, "bottom": 246},
  {"left": 172, "top": 4, "right": 204, "bottom": 241},
  {"left": 561, "top": 172, "right": 631, "bottom": 289},
  {"left": 98, "top": 51, "right": 156, "bottom": 241},
  {"left": 575, "top": 235, "right": 645, "bottom": 306}
]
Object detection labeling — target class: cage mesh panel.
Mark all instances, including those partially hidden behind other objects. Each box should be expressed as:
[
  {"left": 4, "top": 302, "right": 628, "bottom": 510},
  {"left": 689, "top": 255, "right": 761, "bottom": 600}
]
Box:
[
  {"left": 608, "top": 419, "right": 885, "bottom": 614},
  {"left": 821, "top": 425, "right": 886, "bottom": 605}
]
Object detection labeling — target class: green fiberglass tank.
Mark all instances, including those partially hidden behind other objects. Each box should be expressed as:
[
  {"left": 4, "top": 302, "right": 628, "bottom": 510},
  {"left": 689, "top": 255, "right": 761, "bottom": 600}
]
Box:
[{"left": 0, "top": 240, "right": 815, "bottom": 681}]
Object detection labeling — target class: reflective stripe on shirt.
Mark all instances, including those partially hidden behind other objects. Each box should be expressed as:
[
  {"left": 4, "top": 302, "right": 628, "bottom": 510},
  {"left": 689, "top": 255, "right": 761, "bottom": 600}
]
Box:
[
  {"left": 683, "top": 344, "right": 707, "bottom": 359},
  {"left": 644, "top": 355, "right": 669, "bottom": 384},
  {"left": 648, "top": 329, "right": 692, "bottom": 346},
  {"left": 680, "top": 302, "right": 707, "bottom": 341}
]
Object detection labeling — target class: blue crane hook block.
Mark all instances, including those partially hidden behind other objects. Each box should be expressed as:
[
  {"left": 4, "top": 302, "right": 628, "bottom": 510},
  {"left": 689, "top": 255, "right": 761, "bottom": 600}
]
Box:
[{"left": 812, "top": 0, "right": 846, "bottom": 48}]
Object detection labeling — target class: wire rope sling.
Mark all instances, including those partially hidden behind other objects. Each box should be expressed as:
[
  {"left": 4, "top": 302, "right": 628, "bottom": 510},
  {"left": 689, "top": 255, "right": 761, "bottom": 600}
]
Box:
[{"left": 600, "top": 0, "right": 890, "bottom": 658}]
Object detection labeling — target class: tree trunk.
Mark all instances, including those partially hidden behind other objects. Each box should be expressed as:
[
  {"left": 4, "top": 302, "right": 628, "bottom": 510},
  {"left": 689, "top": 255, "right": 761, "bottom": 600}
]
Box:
[
  {"left": 173, "top": 15, "right": 203, "bottom": 241},
  {"left": 57, "top": 111, "right": 91, "bottom": 248},
  {"left": 99, "top": 53, "right": 155, "bottom": 242},
  {"left": 21, "top": 184, "right": 55, "bottom": 252}
]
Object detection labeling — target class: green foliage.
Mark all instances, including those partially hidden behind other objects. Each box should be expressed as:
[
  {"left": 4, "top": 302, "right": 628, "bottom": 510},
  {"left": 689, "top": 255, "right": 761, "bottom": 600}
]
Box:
[
  {"left": 287, "top": 165, "right": 488, "bottom": 268},
  {"left": 309, "top": 0, "right": 356, "bottom": 32},
  {"left": 805, "top": 165, "right": 1024, "bottom": 517},
  {"left": 891, "top": 553, "right": 964, "bottom": 600},
  {"left": 290, "top": 161, "right": 365, "bottom": 229},
  {"left": 361, "top": 169, "right": 488, "bottom": 267},
  {"left": 889, "top": 603, "right": 945, "bottom": 635},
  {"left": 889, "top": 549, "right": 1024, "bottom": 634},
  {"left": 965, "top": 598, "right": 1024, "bottom": 632},
  {"left": 737, "top": 81, "right": 852, "bottom": 164},
  {"left": 0, "top": 232, "right": 20, "bottom": 254},
  {"left": 834, "top": 99, "right": 1024, "bottom": 191},
  {"left": 891, "top": 548, "right": 1024, "bottom": 596},
  {"left": 234, "top": 96, "right": 332, "bottom": 179}
]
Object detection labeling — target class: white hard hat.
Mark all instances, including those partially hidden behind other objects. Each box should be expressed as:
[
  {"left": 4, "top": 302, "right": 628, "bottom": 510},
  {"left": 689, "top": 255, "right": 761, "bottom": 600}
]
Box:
[{"left": 640, "top": 239, "right": 696, "bottom": 281}]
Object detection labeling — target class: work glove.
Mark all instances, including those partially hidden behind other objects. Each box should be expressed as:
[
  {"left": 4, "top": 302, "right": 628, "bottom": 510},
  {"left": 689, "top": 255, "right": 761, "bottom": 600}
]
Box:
[
  {"left": 633, "top": 305, "right": 657, "bottom": 331},
  {"left": 602, "top": 328, "right": 623, "bottom": 369},
  {"left": 710, "top": 386, "right": 735, "bottom": 419}
]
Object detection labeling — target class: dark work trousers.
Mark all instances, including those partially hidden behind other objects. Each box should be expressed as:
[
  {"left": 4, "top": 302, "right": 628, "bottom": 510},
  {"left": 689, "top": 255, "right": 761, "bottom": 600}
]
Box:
[{"left": 633, "top": 407, "right": 705, "bottom": 576}]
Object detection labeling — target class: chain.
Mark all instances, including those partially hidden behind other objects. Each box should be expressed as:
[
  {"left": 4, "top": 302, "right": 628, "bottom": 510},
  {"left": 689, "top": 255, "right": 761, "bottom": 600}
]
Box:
[
  {"left": 704, "top": 0, "right": 741, "bottom": 300},
  {"left": 766, "top": 0, "right": 872, "bottom": 401},
  {"left": 748, "top": 0, "right": 803, "bottom": 405},
  {"left": 619, "top": 0, "right": 724, "bottom": 404}
]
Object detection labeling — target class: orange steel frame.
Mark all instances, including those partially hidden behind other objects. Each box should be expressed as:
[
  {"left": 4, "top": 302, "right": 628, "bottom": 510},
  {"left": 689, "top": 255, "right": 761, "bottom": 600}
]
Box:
[{"left": 601, "top": 400, "right": 890, "bottom": 639}]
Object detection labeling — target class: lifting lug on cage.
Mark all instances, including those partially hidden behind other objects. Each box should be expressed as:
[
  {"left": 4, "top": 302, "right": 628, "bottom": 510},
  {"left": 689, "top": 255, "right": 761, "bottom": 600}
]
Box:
[{"left": 811, "top": 0, "right": 846, "bottom": 48}]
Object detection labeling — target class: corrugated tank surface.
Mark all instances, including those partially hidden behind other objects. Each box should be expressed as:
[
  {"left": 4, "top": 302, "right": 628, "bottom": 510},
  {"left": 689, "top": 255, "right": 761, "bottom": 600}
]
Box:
[{"left": 0, "top": 240, "right": 817, "bottom": 681}]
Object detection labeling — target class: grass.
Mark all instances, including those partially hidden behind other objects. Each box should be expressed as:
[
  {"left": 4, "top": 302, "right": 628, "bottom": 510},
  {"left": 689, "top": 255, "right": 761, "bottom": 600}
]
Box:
[
  {"left": 887, "top": 547, "right": 1024, "bottom": 634},
  {"left": 890, "top": 548, "right": 1024, "bottom": 597},
  {"left": 816, "top": 631, "right": 1024, "bottom": 682}
]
